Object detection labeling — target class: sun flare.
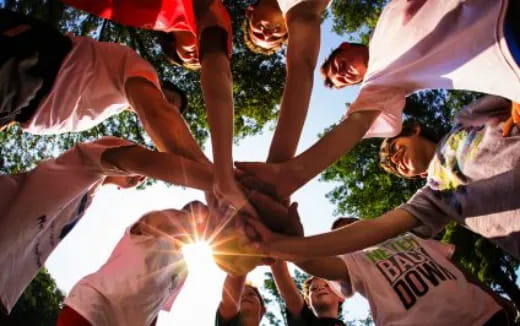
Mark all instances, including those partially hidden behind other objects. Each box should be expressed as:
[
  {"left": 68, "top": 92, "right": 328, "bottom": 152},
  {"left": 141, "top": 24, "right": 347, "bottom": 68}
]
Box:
[{"left": 182, "top": 241, "right": 217, "bottom": 272}]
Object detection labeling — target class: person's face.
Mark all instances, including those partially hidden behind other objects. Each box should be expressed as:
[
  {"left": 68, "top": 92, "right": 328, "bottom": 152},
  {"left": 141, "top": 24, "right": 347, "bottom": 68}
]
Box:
[
  {"left": 246, "top": 5, "right": 287, "bottom": 50},
  {"left": 308, "top": 279, "right": 342, "bottom": 312},
  {"left": 325, "top": 44, "right": 368, "bottom": 88},
  {"left": 388, "top": 133, "right": 432, "bottom": 178},
  {"left": 240, "top": 286, "right": 264, "bottom": 321},
  {"left": 173, "top": 30, "right": 199, "bottom": 67},
  {"left": 103, "top": 175, "right": 145, "bottom": 189}
]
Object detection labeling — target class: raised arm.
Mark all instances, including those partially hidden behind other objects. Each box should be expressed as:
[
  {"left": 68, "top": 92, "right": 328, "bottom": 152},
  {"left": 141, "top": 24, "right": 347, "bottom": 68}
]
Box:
[
  {"left": 248, "top": 208, "right": 418, "bottom": 260},
  {"left": 267, "top": 2, "right": 324, "bottom": 163},
  {"left": 295, "top": 256, "right": 348, "bottom": 282},
  {"left": 238, "top": 110, "right": 380, "bottom": 198},
  {"left": 270, "top": 261, "right": 305, "bottom": 316},
  {"left": 101, "top": 144, "right": 213, "bottom": 191},
  {"left": 218, "top": 274, "right": 247, "bottom": 322},
  {"left": 125, "top": 77, "right": 211, "bottom": 165}
]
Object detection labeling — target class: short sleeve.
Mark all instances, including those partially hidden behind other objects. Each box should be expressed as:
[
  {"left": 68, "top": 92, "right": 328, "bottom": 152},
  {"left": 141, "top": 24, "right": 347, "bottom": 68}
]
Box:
[
  {"left": 454, "top": 95, "right": 511, "bottom": 127},
  {"left": 65, "top": 136, "right": 138, "bottom": 176},
  {"left": 418, "top": 238, "right": 456, "bottom": 259},
  {"left": 346, "top": 85, "right": 407, "bottom": 138},
  {"left": 399, "top": 186, "right": 452, "bottom": 239},
  {"left": 120, "top": 46, "right": 162, "bottom": 90}
]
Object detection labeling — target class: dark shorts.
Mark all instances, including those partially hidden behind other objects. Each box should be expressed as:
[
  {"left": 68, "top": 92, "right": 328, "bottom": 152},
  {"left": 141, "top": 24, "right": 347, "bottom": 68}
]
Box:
[{"left": 0, "top": 9, "right": 72, "bottom": 128}]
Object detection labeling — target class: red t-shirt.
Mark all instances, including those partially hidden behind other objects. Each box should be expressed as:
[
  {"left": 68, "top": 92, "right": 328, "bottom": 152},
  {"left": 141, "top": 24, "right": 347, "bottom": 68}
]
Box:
[
  {"left": 62, "top": 0, "right": 196, "bottom": 33},
  {"left": 62, "top": 0, "right": 232, "bottom": 55}
]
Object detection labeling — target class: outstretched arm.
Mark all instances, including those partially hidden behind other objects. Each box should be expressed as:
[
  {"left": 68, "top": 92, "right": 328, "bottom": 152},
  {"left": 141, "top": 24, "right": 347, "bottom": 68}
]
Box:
[
  {"left": 125, "top": 77, "right": 211, "bottom": 165},
  {"left": 295, "top": 256, "right": 348, "bottom": 282},
  {"left": 267, "top": 2, "right": 324, "bottom": 163},
  {"left": 247, "top": 208, "right": 418, "bottom": 260},
  {"left": 218, "top": 274, "right": 247, "bottom": 322},
  {"left": 270, "top": 261, "right": 305, "bottom": 316},
  {"left": 238, "top": 110, "right": 380, "bottom": 198},
  {"left": 101, "top": 144, "right": 213, "bottom": 191}
]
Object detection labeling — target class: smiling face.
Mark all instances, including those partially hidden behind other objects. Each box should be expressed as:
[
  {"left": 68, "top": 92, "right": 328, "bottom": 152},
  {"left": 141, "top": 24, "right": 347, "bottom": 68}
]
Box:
[
  {"left": 321, "top": 43, "right": 369, "bottom": 89},
  {"left": 381, "top": 125, "right": 437, "bottom": 178},
  {"left": 244, "top": 2, "right": 287, "bottom": 53},
  {"left": 306, "top": 278, "right": 342, "bottom": 314},
  {"left": 173, "top": 30, "right": 200, "bottom": 67}
]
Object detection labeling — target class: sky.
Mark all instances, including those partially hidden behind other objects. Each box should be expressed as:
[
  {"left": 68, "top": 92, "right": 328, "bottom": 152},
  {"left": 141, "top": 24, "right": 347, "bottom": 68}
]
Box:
[{"left": 43, "top": 17, "right": 372, "bottom": 326}]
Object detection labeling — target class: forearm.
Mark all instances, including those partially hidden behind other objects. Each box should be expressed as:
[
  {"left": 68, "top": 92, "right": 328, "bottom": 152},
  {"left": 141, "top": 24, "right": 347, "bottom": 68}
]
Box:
[
  {"left": 126, "top": 77, "right": 211, "bottom": 165},
  {"left": 271, "top": 261, "right": 304, "bottom": 314},
  {"left": 280, "top": 111, "right": 380, "bottom": 197},
  {"left": 274, "top": 209, "right": 417, "bottom": 260},
  {"left": 102, "top": 145, "right": 213, "bottom": 191},
  {"left": 219, "top": 274, "right": 247, "bottom": 319},
  {"left": 267, "top": 19, "right": 320, "bottom": 163},
  {"left": 200, "top": 45, "right": 234, "bottom": 184}
]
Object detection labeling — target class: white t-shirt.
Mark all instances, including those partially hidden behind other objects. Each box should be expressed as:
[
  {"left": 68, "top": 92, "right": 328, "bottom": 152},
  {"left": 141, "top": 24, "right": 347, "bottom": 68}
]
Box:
[
  {"left": 0, "top": 136, "right": 134, "bottom": 313},
  {"left": 334, "top": 234, "right": 501, "bottom": 326},
  {"left": 64, "top": 210, "right": 189, "bottom": 326},
  {"left": 277, "top": 0, "right": 329, "bottom": 17},
  {"left": 21, "top": 35, "right": 162, "bottom": 135},
  {"left": 347, "top": 0, "right": 520, "bottom": 138}
]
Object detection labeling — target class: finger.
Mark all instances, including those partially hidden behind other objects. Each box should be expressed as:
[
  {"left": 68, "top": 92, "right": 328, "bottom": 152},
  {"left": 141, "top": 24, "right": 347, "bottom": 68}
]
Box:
[
  {"left": 244, "top": 217, "right": 271, "bottom": 240},
  {"left": 513, "top": 102, "right": 520, "bottom": 124},
  {"left": 239, "top": 175, "right": 280, "bottom": 200},
  {"left": 503, "top": 117, "right": 514, "bottom": 137}
]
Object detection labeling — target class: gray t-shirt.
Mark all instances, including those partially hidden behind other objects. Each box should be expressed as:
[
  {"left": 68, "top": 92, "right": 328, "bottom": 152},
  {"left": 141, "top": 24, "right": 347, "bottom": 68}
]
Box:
[{"left": 401, "top": 95, "right": 520, "bottom": 258}]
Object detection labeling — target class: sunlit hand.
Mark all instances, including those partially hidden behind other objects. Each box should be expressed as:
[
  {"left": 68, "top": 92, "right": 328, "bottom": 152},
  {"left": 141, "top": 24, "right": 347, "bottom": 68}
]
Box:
[
  {"left": 213, "top": 180, "right": 258, "bottom": 219},
  {"left": 502, "top": 102, "right": 520, "bottom": 137}
]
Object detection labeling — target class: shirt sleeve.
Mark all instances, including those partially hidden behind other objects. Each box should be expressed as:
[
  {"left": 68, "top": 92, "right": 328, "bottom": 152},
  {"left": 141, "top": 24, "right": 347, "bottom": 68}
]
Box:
[
  {"left": 399, "top": 186, "right": 453, "bottom": 239},
  {"left": 215, "top": 310, "right": 240, "bottom": 326},
  {"left": 403, "top": 168, "right": 520, "bottom": 238},
  {"left": 346, "top": 85, "right": 407, "bottom": 138},
  {"left": 63, "top": 136, "right": 139, "bottom": 176},
  {"left": 418, "top": 238, "right": 456, "bottom": 260},
  {"left": 454, "top": 95, "right": 511, "bottom": 127}
]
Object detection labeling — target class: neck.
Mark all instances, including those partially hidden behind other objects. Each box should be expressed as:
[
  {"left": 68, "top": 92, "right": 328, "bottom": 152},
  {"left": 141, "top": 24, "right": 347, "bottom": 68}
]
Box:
[
  {"left": 239, "top": 313, "right": 260, "bottom": 326},
  {"left": 314, "top": 306, "right": 338, "bottom": 320}
]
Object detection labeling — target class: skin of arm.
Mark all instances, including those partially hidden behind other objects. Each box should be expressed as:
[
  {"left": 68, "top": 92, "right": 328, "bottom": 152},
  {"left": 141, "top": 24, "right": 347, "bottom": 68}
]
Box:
[
  {"left": 101, "top": 145, "right": 213, "bottom": 191},
  {"left": 237, "top": 110, "right": 380, "bottom": 198},
  {"left": 250, "top": 208, "right": 419, "bottom": 261},
  {"left": 270, "top": 261, "right": 305, "bottom": 316},
  {"left": 296, "top": 256, "right": 348, "bottom": 283},
  {"left": 218, "top": 274, "right": 247, "bottom": 322},
  {"left": 267, "top": 1, "right": 324, "bottom": 163},
  {"left": 124, "top": 77, "right": 211, "bottom": 165}
]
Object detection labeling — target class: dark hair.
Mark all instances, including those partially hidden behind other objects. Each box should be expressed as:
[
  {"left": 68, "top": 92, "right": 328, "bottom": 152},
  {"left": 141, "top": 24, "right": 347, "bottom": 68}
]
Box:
[
  {"left": 330, "top": 217, "right": 359, "bottom": 230},
  {"left": 161, "top": 81, "right": 188, "bottom": 114},
  {"left": 302, "top": 277, "right": 343, "bottom": 314},
  {"left": 379, "top": 120, "right": 438, "bottom": 178},
  {"left": 320, "top": 42, "right": 367, "bottom": 89}
]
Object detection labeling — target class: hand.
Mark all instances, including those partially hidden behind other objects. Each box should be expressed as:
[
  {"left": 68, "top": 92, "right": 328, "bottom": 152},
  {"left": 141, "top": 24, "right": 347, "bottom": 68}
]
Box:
[
  {"left": 213, "top": 179, "right": 258, "bottom": 218},
  {"left": 246, "top": 190, "right": 304, "bottom": 236},
  {"left": 240, "top": 217, "right": 300, "bottom": 262},
  {"left": 502, "top": 102, "right": 520, "bottom": 137},
  {"left": 235, "top": 161, "right": 294, "bottom": 199}
]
